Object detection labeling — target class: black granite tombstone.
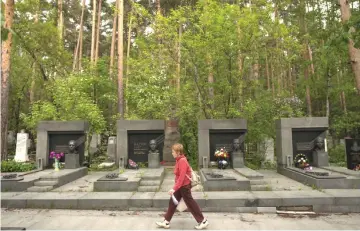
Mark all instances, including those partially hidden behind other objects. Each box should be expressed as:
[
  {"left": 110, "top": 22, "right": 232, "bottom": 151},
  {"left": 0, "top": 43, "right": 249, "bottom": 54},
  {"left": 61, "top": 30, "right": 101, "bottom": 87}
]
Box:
[
  {"left": 345, "top": 138, "right": 360, "bottom": 170},
  {"left": 127, "top": 130, "right": 164, "bottom": 164},
  {"left": 291, "top": 128, "right": 326, "bottom": 165},
  {"left": 48, "top": 132, "right": 86, "bottom": 168},
  {"left": 209, "top": 129, "right": 246, "bottom": 163}
]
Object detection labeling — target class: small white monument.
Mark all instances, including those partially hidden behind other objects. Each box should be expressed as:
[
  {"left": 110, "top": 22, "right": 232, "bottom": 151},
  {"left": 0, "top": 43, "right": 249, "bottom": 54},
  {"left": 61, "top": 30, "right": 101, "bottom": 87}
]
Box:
[
  {"left": 264, "top": 138, "right": 275, "bottom": 162},
  {"left": 14, "top": 129, "right": 29, "bottom": 162}
]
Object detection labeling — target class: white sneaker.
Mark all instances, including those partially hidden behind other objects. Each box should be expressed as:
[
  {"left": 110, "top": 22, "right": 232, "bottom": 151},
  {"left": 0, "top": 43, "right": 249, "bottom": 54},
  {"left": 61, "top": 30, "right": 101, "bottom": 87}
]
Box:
[
  {"left": 156, "top": 220, "right": 170, "bottom": 229},
  {"left": 195, "top": 219, "right": 209, "bottom": 230}
]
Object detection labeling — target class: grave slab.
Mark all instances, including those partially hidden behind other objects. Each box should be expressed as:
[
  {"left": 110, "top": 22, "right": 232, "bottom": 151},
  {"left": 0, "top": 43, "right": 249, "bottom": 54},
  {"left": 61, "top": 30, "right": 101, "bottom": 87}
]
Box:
[
  {"left": 27, "top": 192, "right": 88, "bottom": 209},
  {"left": 152, "top": 192, "right": 170, "bottom": 208},
  {"left": 1, "top": 192, "right": 39, "bottom": 208},
  {"left": 204, "top": 191, "right": 256, "bottom": 207},
  {"left": 274, "top": 190, "right": 334, "bottom": 206},
  {"left": 323, "top": 189, "right": 360, "bottom": 206},
  {"left": 78, "top": 192, "right": 132, "bottom": 210},
  {"left": 251, "top": 191, "right": 282, "bottom": 207},
  {"left": 129, "top": 192, "right": 155, "bottom": 207}
]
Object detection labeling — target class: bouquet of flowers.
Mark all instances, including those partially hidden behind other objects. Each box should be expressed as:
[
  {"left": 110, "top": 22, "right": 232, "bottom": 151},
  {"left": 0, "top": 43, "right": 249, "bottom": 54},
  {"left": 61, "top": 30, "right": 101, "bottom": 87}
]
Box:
[
  {"left": 354, "top": 164, "right": 360, "bottom": 171},
  {"left": 294, "top": 153, "right": 311, "bottom": 169},
  {"left": 214, "top": 148, "right": 229, "bottom": 169},
  {"left": 49, "top": 151, "right": 64, "bottom": 171},
  {"left": 214, "top": 148, "right": 229, "bottom": 159}
]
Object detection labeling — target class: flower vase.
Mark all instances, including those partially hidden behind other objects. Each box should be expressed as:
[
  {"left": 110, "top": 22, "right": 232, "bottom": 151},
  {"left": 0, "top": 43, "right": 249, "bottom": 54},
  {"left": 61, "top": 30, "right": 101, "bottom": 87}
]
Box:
[{"left": 54, "top": 159, "right": 60, "bottom": 171}]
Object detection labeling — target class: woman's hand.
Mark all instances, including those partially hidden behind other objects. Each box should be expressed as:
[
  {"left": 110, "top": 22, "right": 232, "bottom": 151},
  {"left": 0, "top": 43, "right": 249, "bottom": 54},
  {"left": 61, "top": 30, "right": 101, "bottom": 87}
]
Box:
[{"left": 168, "top": 189, "right": 175, "bottom": 195}]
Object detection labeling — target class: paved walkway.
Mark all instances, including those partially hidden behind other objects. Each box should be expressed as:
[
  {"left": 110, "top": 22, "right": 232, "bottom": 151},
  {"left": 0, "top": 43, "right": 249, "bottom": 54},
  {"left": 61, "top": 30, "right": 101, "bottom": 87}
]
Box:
[{"left": 1, "top": 209, "right": 359, "bottom": 230}]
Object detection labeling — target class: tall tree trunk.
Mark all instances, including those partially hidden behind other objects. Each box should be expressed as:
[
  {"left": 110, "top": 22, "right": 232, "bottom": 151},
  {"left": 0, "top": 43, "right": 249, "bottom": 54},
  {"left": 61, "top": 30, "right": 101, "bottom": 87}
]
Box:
[
  {"left": 78, "top": 0, "right": 85, "bottom": 70},
  {"left": 339, "top": 0, "right": 360, "bottom": 95},
  {"left": 271, "top": 62, "right": 275, "bottom": 97},
  {"left": 338, "top": 69, "right": 347, "bottom": 113},
  {"left": 206, "top": 55, "right": 214, "bottom": 110},
  {"left": 117, "top": 0, "right": 124, "bottom": 118},
  {"left": 308, "top": 45, "right": 316, "bottom": 78},
  {"left": 1, "top": 0, "right": 15, "bottom": 160},
  {"left": 30, "top": 8, "right": 39, "bottom": 103},
  {"left": 73, "top": 0, "right": 85, "bottom": 71},
  {"left": 304, "top": 51, "right": 312, "bottom": 116},
  {"left": 94, "top": 0, "right": 102, "bottom": 65},
  {"left": 73, "top": 32, "right": 81, "bottom": 71},
  {"left": 57, "top": 0, "right": 63, "bottom": 42},
  {"left": 125, "top": 8, "right": 133, "bottom": 114},
  {"left": 238, "top": 54, "right": 244, "bottom": 110},
  {"left": 176, "top": 24, "right": 182, "bottom": 96},
  {"left": 30, "top": 63, "right": 37, "bottom": 103},
  {"left": 237, "top": 23, "right": 244, "bottom": 109},
  {"left": 108, "top": 1, "right": 117, "bottom": 120},
  {"left": 109, "top": 3, "right": 117, "bottom": 77},
  {"left": 253, "top": 60, "right": 260, "bottom": 97},
  {"left": 90, "top": 0, "right": 97, "bottom": 65},
  {"left": 341, "top": 91, "right": 347, "bottom": 113},
  {"left": 288, "top": 63, "right": 293, "bottom": 94},
  {"left": 265, "top": 52, "right": 270, "bottom": 90},
  {"left": 277, "top": 69, "right": 282, "bottom": 95},
  {"left": 300, "top": 0, "right": 312, "bottom": 116},
  {"left": 326, "top": 70, "right": 330, "bottom": 118},
  {"left": 156, "top": 0, "right": 161, "bottom": 15}
]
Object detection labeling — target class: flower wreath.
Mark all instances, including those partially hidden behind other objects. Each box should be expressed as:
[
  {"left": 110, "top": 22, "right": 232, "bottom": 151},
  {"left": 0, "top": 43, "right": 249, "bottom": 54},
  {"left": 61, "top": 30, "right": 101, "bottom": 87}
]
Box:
[
  {"left": 294, "top": 153, "right": 311, "bottom": 169},
  {"left": 214, "top": 148, "right": 229, "bottom": 159}
]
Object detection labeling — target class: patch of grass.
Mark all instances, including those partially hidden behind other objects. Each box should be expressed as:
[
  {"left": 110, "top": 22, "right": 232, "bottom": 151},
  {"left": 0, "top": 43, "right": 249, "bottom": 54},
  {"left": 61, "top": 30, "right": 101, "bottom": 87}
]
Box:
[
  {"left": 245, "top": 162, "right": 261, "bottom": 170},
  {"left": 137, "top": 162, "right": 147, "bottom": 168},
  {"left": 311, "top": 184, "right": 324, "bottom": 192},
  {"left": 89, "top": 164, "right": 117, "bottom": 172}
]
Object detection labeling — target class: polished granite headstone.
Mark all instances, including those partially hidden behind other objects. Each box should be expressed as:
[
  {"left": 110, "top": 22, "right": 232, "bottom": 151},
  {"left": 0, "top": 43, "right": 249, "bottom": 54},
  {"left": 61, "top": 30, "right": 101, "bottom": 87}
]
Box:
[{"left": 345, "top": 138, "right": 360, "bottom": 170}]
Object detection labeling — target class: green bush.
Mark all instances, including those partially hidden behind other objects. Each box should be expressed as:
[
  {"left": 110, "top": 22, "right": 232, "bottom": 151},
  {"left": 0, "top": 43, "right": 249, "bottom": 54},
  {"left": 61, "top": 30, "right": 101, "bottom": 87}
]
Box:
[
  {"left": 245, "top": 151, "right": 264, "bottom": 170},
  {"left": 262, "top": 160, "right": 277, "bottom": 170},
  {"left": 328, "top": 144, "right": 346, "bottom": 164},
  {"left": 1, "top": 160, "right": 36, "bottom": 172}
]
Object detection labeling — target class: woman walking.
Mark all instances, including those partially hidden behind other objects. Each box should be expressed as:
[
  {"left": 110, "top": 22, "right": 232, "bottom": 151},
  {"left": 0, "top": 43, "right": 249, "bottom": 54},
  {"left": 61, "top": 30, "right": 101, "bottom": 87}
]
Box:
[{"left": 156, "top": 143, "right": 209, "bottom": 230}]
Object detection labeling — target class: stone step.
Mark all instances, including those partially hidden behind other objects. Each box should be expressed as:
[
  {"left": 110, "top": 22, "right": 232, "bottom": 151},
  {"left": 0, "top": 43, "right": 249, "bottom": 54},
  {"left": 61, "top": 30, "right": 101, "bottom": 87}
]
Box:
[
  {"left": 139, "top": 180, "right": 161, "bottom": 186},
  {"left": 250, "top": 180, "right": 267, "bottom": 185},
  {"left": 27, "top": 186, "right": 54, "bottom": 192},
  {"left": 141, "top": 175, "right": 162, "bottom": 180},
  {"left": 34, "top": 180, "right": 58, "bottom": 187},
  {"left": 137, "top": 186, "right": 159, "bottom": 192},
  {"left": 251, "top": 185, "right": 270, "bottom": 191}
]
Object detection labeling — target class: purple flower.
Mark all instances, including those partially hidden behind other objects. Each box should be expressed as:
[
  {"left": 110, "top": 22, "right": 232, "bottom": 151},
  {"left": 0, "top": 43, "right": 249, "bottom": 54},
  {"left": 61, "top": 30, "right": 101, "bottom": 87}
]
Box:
[
  {"left": 50, "top": 151, "right": 56, "bottom": 158},
  {"left": 56, "top": 154, "right": 60, "bottom": 159},
  {"left": 60, "top": 152, "right": 64, "bottom": 157}
]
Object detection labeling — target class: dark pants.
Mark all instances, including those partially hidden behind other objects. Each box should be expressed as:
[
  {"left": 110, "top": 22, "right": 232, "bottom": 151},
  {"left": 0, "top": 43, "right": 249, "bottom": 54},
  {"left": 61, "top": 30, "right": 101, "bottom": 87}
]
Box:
[{"left": 164, "top": 184, "right": 204, "bottom": 223}]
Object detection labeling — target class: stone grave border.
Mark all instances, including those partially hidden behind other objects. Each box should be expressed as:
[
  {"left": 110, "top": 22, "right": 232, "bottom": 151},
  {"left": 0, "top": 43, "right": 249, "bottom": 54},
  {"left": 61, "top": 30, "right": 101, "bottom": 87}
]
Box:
[
  {"left": 116, "top": 120, "right": 165, "bottom": 167},
  {"left": 198, "top": 119, "right": 247, "bottom": 168},
  {"left": 36, "top": 121, "right": 90, "bottom": 169}
]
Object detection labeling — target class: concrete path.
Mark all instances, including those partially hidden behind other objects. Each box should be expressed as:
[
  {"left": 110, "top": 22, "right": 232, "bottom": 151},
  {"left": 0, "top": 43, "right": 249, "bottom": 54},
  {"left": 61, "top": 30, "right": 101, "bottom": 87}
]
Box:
[{"left": 1, "top": 209, "right": 359, "bottom": 230}]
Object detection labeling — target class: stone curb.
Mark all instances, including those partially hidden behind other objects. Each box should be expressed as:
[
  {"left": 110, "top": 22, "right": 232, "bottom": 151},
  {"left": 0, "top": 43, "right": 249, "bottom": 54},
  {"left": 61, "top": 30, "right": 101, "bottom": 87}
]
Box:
[{"left": 1, "top": 190, "right": 360, "bottom": 213}]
